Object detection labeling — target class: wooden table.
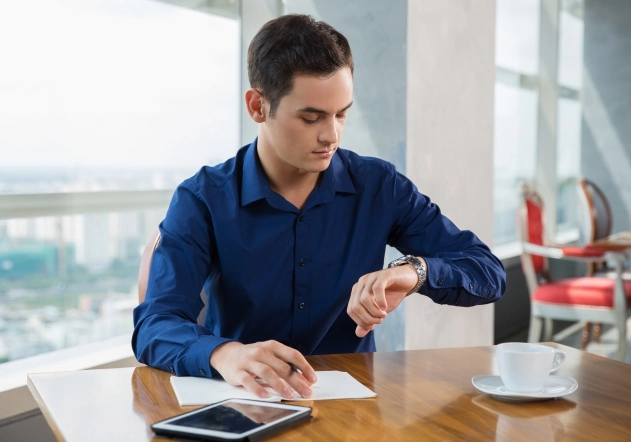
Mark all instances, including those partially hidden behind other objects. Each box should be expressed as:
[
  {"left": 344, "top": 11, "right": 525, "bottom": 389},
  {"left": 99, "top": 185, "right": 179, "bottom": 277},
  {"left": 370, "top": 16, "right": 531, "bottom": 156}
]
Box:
[
  {"left": 593, "top": 230, "right": 631, "bottom": 250},
  {"left": 27, "top": 344, "right": 631, "bottom": 441}
]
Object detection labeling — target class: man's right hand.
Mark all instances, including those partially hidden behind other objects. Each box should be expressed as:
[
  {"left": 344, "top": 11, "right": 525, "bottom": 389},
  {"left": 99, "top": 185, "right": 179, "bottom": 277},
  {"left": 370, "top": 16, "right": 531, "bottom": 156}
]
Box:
[{"left": 209, "top": 340, "right": 317, "bottom": 399}]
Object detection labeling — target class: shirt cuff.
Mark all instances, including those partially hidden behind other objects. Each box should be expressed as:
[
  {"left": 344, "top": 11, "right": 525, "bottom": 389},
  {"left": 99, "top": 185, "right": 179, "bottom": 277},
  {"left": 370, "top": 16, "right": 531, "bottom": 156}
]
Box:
[
  {"left": 422, "top": 257, "right": 455, "bottom": 292},
  {"left": 185, "top": 335, "right": 236, "bottom": 378}
]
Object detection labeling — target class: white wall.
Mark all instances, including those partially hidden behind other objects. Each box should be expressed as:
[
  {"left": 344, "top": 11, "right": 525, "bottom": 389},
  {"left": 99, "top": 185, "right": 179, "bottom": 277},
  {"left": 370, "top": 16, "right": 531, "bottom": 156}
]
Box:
[{"left": 405, "top": 0, "right": 497, "bottom": 349}]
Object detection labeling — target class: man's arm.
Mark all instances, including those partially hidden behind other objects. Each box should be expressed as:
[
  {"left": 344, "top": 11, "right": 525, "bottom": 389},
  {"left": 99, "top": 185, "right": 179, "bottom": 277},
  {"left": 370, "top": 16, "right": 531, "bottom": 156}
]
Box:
[
  {"left": 132, "top": 182, "right": 228, "bottom": 377},
  {"left": 347, "top": 169, "right": 506, "bottom": 336},
  {"left": 132, "top": 182, "right": 316, "bottom": 398}
]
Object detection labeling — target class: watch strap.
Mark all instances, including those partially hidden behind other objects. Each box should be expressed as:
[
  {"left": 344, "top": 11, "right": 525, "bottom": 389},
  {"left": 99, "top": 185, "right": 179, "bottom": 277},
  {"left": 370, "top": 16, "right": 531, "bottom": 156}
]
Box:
[{"left": 387, "top": 255, "right": 427, "bottom": 296}]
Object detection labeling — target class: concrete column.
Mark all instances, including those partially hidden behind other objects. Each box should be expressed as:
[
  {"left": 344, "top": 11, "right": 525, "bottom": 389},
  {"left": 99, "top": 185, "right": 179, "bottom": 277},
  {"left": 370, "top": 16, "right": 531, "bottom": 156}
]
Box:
[{"left": 405, "top": 0, "right": 497, "bottom": 348}]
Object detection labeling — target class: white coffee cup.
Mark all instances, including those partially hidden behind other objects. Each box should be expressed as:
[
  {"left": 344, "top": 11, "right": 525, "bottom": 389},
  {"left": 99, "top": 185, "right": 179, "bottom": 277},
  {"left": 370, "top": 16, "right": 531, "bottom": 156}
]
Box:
[{"left": 496, "top": 343, "right": 565, "bottom": 393}]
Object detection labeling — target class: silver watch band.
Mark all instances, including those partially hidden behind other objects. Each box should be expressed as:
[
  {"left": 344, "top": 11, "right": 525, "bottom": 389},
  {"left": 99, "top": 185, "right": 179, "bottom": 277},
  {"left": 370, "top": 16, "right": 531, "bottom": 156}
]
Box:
[{"left": 387, "top": 255, "right": 427, "bottom": 296}]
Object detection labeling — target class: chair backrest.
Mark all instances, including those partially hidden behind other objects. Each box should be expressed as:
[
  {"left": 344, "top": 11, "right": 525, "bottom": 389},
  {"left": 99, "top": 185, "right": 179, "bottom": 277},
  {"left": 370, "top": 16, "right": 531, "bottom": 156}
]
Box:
[
  {"left": 138, "top": 229, "right": 161, "bottom": 304},
  {"left": 579, "top": 178, "right": 613, "bottom": 242},
  {"left": 518, "top": 184, "right": 550, "bottom": 289},
  {"left": 137, "top": 229, "right": 208, "bottom": 325}
]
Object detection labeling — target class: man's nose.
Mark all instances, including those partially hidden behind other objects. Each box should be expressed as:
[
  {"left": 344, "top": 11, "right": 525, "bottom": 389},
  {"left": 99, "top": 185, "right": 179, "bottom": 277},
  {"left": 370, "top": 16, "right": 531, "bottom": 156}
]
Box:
[{"left": 319, "top": 118, "right": 339, "bottom": 145}]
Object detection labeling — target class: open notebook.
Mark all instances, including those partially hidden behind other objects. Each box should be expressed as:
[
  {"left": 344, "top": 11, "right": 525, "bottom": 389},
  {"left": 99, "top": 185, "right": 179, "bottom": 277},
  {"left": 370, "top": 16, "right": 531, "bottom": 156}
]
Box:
[{"left": 170, "top": 370, "right": 376, "bottom": 406}]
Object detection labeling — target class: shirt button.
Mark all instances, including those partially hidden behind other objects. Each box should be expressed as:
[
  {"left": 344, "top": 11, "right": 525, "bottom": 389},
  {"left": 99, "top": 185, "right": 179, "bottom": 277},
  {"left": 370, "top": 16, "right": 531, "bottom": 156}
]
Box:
[
  {"left": 469, "top": 283, "right": 473, "bottom": 290},
  {"left": 438, "top": 278, "right": 444, "bottom": 286},
  {"left": 199, "top": 369, "right": 205, "bottom": 375},
  {"left": 298, "top": 216, "right": 304, "bottom": 222},
  {"left": 299, "top": 259, "right": 306, "bottom": 266},
  {"left": 299, "top": 302, "right": 305, "bottom": 309},
  {"left": 170, "top": 366, "right": 174, "bottom": 373}
]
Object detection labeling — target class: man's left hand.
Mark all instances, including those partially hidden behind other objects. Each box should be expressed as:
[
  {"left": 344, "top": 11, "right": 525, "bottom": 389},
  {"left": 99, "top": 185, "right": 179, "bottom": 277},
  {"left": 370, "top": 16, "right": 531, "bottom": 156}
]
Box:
[{"left": 347, "top": 264, "right": 419, "bottom": 338}]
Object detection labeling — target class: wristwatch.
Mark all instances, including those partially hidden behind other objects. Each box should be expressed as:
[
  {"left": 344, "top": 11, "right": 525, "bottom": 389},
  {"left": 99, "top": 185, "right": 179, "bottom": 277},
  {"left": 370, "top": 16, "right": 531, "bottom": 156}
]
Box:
[{"left": 387, "top": 255, "right": 427, "bottom": 296}]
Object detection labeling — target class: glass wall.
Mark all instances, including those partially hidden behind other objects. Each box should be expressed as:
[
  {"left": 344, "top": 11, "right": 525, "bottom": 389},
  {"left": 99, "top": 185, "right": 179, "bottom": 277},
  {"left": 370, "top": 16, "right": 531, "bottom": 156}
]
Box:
[
  {"left": 556, "top": 0, "right": 585, "bottom": 236},
  {"left": 493, "top": 0, "right": 541, "bottom": 247},
  {"left": 494, "top": 0, "right": 586, "bottom": 248},
  {"left": 0, "top": 0, "right": 239, "bottom": 364},
  {"left": 0, "top": 210, "right": 163, "bottom": 362}
]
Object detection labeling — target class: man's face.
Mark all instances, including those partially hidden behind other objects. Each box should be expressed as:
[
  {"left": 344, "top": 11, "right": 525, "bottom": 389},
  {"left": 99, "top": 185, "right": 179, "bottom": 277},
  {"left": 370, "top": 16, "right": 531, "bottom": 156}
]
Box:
[{"left": 259, "top": 67, "right": 353, "bottom": 175}]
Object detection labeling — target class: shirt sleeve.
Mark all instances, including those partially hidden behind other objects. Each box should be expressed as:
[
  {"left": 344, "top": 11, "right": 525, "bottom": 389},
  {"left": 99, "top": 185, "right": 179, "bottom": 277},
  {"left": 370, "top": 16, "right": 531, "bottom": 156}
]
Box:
[
  {"left": 132, "top": 181, "right": 233, "bottom": 378},
  {"left": 387, "top": 170, "right": 506, "bottom": 306}
]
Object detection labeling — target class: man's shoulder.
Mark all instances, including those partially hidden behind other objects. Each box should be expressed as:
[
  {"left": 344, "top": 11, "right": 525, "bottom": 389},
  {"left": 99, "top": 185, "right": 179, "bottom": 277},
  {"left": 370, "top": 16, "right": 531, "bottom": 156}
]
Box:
[
  {"left": 180, "top": 146, "right": 247, "bottom": 195},
  {"left": 336, "top": 148, "right": 397, "bottom": 178}
]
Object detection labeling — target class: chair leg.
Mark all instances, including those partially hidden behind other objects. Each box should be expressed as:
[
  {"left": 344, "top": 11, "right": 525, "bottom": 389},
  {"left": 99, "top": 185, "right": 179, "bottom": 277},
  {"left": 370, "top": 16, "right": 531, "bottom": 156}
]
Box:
[
  {"left": 543, "top": 318, "right": 553, "bottom": 342},
  {"left": 616, "top": 320, "right": 627, "bottom": 362},
  {"left": 528, "top": 316, "right": 542, "bottom": 343},
  {"left": 593, "top": 323, "right": 602, "bottom": 343},
  {"left": 582, "top": 322, "right": 592, "bottom": 350}
]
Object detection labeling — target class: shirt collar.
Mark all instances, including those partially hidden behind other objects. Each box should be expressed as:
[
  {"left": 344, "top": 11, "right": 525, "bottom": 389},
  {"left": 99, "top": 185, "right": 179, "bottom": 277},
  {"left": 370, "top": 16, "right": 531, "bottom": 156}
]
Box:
[
  {"left": 316, "top": 148, "right": 356, "bottom": 204},
  {"left": 241, "top": 139, "right": 356, "bottom": 208},
  {"left": 241, "top": 139, "right": 267, "bottom": 206}
]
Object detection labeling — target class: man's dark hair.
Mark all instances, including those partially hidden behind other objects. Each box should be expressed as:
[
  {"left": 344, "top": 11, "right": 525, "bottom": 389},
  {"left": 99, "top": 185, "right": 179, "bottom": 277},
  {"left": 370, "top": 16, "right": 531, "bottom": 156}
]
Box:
[{"left": 247, "top": 14, "right": 354, "bottom": 117}]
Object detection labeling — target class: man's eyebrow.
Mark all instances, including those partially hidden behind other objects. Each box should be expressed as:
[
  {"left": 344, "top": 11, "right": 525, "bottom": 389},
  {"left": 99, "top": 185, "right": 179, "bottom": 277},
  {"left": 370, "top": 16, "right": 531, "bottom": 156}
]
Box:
[{"left": 298, "top": 101, "right": 353, "bottom": 115}]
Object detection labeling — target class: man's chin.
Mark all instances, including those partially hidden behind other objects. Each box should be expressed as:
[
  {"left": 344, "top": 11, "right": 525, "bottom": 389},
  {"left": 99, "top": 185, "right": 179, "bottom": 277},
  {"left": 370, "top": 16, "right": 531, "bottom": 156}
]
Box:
[{"left": 303, "top": 163, "right": 332, "bottom": 174}]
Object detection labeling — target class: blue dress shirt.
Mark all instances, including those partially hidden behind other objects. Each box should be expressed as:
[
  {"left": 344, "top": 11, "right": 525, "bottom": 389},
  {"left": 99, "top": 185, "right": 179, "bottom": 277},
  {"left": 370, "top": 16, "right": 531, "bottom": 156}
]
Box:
[{"left": 132, "top": 140, "right": 505, "bottom": 378}]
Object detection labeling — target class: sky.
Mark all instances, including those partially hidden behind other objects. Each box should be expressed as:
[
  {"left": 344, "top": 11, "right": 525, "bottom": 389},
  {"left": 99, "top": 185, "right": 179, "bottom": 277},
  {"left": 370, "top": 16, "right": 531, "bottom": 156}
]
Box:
[
  {"left": 0, "top": 0, "right": 583, "bottom": 182},
  {"left": 0, "top": 0, "right": 239, "bottom": 171}
]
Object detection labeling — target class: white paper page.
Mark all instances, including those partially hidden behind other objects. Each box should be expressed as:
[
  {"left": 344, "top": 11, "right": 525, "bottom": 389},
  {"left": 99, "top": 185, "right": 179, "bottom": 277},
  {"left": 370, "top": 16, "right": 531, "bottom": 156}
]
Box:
[{"left": 170, "top": 370, "right": 376, "bottom": 406}]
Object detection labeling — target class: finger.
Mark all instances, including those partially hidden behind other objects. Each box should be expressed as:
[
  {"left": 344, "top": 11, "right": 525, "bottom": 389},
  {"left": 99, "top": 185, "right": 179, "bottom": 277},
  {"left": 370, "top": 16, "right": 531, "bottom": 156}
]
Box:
[
  {"left": 355, "top": 324, "right": 374, "bottom": 338},
  {"left": 250, "top": 362, "right": 295, "bottom": 399},
  {"left": 272, "top": 347, "right": 317, "bottom": 398},
  {"left": 349, "top": 303, "right": 385, "bottom": 330},
  {"left": 254, "top": 342, "right": 314, "bottom": 398},
  {"left": 371, "top": 279, "right": 388, "bottom": 312},
  {"left": 257, "top": 353, "right": 313, "bottom": 398},
  {"left": 286, "top": 369, "right": 313, "bottom": 399},
  {"left": 349, "top": 288, "right": 387, "bottom": 327},
  {"left": 268, "top": 342, "right": 318, "bottom": 384},
  {"left": 357, "top": 281, "right": 387, "bottom": 318},
  {"left": 236, "top": 370, "right": 271, "bottom": 399},
  {"left": 348, "top": 280, "right": 386, "bottom": 324}
]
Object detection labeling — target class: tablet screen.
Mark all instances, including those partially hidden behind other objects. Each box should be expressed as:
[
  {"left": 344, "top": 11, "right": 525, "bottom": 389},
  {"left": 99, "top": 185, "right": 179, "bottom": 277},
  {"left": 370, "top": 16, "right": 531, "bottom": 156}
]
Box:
[{"left": 167, "top": 401, "right": 297, "bottom": 433}]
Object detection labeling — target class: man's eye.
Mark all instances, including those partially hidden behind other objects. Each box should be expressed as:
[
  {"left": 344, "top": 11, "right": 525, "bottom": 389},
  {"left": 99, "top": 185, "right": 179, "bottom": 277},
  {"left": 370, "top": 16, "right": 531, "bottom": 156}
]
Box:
[
  {"left": 337, "top": 114, "right": 347, "bottom": 120},
  {"left": 303, "top": 118, "right": 319, "bottom": 124}
]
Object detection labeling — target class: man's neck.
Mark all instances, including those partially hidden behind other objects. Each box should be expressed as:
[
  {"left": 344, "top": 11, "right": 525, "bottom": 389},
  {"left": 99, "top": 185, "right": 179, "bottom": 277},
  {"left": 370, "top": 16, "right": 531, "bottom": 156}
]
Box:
[{"left": 256, "top": 147, "right": 320, "bottom": 211}]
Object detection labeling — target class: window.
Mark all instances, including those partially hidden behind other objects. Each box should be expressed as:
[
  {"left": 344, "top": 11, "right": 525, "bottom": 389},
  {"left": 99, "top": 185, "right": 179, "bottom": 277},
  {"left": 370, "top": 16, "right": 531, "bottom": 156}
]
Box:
[
  {"left": 556, "top": 0, "right": 584, "bottom": 237},
  {"left": 0, "top": 0, "right": 238, "bottom": 365},
  {"left": 493, "top": 0, "right": 541, "bottom": 248},
  {"left": 494, "top": 0, "right": 586, "bottom": 250}
]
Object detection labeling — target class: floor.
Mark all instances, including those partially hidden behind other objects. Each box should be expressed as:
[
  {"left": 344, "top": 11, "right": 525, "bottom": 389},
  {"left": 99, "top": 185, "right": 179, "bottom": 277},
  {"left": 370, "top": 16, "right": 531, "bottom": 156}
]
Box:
[{"left": 0, "top": 409, "right": 55, "bottom": 442}]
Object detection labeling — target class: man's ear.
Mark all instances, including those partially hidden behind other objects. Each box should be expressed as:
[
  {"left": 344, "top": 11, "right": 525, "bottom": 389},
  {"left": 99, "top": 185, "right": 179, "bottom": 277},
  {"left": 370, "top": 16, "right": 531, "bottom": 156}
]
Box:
[{"left": 245, "top": 88, "right": 267, "bottom": 123}]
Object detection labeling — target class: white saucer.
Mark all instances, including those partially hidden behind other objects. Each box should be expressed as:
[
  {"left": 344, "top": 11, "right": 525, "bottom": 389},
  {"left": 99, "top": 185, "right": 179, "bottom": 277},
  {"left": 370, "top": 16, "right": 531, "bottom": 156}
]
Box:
[{"left": 471, "top": 375, "right": 578, "bottom": 401}]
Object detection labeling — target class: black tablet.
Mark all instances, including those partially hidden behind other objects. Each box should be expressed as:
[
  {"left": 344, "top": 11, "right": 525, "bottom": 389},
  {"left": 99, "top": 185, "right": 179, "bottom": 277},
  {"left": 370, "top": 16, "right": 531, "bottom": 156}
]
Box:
[{"left": 151, "top": 398, "right": 312, "bottom": 441}]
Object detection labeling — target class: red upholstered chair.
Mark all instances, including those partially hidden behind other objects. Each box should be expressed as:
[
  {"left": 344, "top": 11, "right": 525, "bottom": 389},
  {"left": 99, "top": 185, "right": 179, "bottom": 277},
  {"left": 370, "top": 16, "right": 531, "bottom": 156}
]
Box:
[
  {"left": 577, "top": 178, "right": 631, "bottom": 347},
  {"left": 578, "top": 178, "right": 612, "bottom": 346},
  {"left": 579, "top": 179, "right": 612, "bottom": 247},
  {"left": 519, "top": 184, "right": 631, "bottom": 361}
]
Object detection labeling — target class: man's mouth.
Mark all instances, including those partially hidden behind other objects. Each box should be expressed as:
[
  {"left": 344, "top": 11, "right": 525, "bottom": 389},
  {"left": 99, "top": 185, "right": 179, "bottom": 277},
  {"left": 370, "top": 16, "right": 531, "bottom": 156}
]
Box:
[{"left": 313, "top": 149, "right": 335, "bottom": 158}]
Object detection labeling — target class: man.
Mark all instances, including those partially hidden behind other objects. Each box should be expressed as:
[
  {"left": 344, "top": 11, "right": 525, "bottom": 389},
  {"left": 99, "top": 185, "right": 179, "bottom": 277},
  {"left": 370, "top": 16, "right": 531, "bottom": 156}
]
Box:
[{"left": 132, "top": 14, "right": 505, "bottom": 401}]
